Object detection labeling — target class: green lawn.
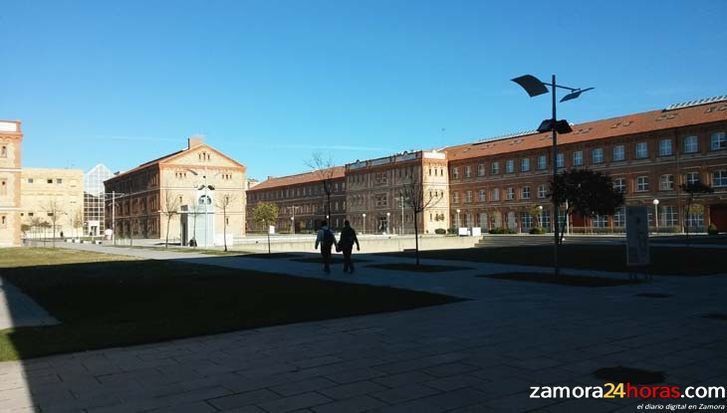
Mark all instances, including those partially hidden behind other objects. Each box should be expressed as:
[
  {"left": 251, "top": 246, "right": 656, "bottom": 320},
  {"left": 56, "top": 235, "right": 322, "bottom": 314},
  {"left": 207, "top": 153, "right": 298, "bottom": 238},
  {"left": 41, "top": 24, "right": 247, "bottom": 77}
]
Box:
[
  {"left": 480, "top": 273, "right": 641, "bottom": 287},
  {"left": 0, "top": 248, "right": 458, "bottom": 361},
  {"left": 366, "top": 263, "right": 472, "bottom": 273},
  {"left": 381, "top": 245, "right": 726, "bottom": 276}
]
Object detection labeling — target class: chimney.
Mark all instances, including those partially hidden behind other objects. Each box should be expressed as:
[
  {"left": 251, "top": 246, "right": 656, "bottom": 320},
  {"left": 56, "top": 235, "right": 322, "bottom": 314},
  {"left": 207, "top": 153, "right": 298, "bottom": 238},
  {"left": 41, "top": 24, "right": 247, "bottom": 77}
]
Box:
[{"left": 188, "top": 135, "right": 205, "bottom": 149}]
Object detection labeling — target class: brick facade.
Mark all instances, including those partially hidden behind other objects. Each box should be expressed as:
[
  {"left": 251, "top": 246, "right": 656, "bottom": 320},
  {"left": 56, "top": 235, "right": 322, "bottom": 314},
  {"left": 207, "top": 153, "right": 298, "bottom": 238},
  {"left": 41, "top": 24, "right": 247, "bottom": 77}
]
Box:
[
  {"left": 0, "top": 120, "right": 22, "bottom": 247},
  {"left": 104, "top": 137, "right": 247, "bottom": 243}
]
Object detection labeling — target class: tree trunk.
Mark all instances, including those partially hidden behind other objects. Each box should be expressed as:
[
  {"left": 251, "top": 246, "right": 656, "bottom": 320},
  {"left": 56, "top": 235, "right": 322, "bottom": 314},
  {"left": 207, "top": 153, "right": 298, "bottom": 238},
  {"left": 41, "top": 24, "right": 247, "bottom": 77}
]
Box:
[
  {"left": 165, "top": 215, "right": 171, "bottom": 248},
  {"left": 266, "top": 220, "right": 271, "bottom": 254},
  {"left": 223, "top": 206, "right": 228, "bottom": 252},
  {"left": 414, "top": 210, "right": 420, "bottom": 266}
]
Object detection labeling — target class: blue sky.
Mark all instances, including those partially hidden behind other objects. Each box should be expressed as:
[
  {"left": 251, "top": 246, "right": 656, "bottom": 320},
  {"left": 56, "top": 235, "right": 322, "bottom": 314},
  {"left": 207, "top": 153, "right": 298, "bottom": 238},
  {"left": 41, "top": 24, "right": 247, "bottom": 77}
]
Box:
[{"left": 2, "top": 0, "right": 726, "bottom": 180}]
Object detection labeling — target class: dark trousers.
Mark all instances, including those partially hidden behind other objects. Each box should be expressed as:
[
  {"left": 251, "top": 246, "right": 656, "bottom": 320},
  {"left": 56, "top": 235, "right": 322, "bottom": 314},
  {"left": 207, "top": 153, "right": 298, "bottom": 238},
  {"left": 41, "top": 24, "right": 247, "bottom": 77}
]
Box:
[
  {"left": 321, "top": 248, "right": 332, "bottom": 272},
  {"left": 341, "top": 246, "right": 354, "bottom": 272}
]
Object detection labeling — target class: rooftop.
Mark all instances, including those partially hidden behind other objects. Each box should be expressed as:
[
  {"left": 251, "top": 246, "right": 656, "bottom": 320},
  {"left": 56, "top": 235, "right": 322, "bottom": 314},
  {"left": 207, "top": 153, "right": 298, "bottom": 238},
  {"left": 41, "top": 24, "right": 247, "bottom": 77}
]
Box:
[{"left": 444, "top": 95, "right": 727, "bottom": 161}]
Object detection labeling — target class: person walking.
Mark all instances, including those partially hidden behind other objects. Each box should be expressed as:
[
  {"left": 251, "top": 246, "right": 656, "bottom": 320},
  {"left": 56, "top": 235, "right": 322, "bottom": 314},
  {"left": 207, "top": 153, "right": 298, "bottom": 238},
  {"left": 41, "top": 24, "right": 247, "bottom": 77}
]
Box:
[
  {"left": 338, "top": 220, "right": 360, "bottom": 273},
  {"left": 314, "top": 220, "right": 338, "bottom": 274}
]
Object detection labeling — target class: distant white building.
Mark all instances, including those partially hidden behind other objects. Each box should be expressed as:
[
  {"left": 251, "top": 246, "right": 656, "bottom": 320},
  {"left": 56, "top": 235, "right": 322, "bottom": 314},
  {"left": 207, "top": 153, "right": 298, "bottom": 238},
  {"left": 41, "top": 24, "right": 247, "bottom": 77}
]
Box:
[{"left": 84, "top": 164, "right": 113, "bottom": 236}]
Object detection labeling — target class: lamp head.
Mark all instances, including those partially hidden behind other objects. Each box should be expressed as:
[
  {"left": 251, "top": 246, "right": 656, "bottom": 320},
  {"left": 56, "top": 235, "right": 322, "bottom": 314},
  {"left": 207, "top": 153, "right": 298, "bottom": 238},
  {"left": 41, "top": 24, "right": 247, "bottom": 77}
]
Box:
[{"left": 511, "top": 74, "right": 549, "bottom": 97}]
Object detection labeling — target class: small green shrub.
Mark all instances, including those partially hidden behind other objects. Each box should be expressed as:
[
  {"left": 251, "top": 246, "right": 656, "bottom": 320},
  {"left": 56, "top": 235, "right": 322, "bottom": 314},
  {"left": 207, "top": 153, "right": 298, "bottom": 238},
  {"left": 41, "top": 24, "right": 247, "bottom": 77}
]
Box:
[
  {"left": 434, "top": 228, "right": 447, "bottom": 235},
  {"left": 708, "top": 224, "right": 719, "bottom": 235},
  {"left": 529, "top": 227, "right": 546, "bottom": 234}
]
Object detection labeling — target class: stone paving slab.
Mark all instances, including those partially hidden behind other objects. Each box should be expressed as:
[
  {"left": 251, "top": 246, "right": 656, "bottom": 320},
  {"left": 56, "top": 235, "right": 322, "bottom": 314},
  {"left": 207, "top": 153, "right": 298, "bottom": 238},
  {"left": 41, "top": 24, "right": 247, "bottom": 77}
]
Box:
[{"left": 0, "top": 244, "right": 724, "bottom": 411}]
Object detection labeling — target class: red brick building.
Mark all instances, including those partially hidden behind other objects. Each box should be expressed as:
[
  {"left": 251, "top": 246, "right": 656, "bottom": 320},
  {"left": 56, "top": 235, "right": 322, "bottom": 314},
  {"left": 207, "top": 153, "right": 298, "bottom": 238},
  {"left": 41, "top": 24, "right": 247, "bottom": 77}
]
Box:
[
  {"left": 246, "top": 97, "right": 727, "bottom": 234},
  {"left": 246, "top": 167, "right": 346, "bottom": 233},
  {"left": 445, "top": 97, "right": 727, "bottom": 233}
]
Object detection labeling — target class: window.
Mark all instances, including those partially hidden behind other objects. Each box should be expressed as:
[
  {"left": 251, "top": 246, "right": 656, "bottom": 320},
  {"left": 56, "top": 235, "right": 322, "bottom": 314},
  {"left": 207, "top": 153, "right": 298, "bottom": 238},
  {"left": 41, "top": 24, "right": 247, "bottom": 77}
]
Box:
[
  {"left": 538, "top": 184, "right": 547, "bottom": 199},
  {"left": 658, "top": 139, "right": 673, "bottom": 156},
  {"left": 491, "top": 162, "right": 500, "bottom": 175},
  {"left": 683, "top": 136, "right": 698, "bottom": 153},
  {"left": 491, "top": 188, "right": 500, "bottom": 201},
  {"left": 592, "top": 148, "right": 604, "bottom": 164},
  {"left": 572, "top": 151, "right": 583, "bottom": 166},
  {"left": 465, "top": 166, "right": 472, "bottom": 178},
  {"left": 1, "top": 215, "right": 5, "bottom": 226},
  {"left": 520, "top": 212, "right": 533, "bottom": 231},
  {"left": 713, "top": 170, "right": 727, "bottom": 187},
  {"left": 556, "top": 153, "right": 564, "bottom": 169},
  {"left": 521, "top": 186, "right": 530, "bottom": 200},
  {"left": 506, "top": 160, "right": 515, "bottom": 173},
  {"left": 686, "top": 210, "right": 704, "bottom": 230},
  {"left": 537, "top": 155, "right": 547, "bottom": 170},
  {"left": 465, "top": 191, "right": 472, "bottom": 203},
  {"left": 592, "top": 215, "right": 608, "bottom": 228},
  {"left": 506, "top": 187, "right": 514, "bottom": 200},
  {"left": 636, "top": 176, "right": 649, "bottom": 192},
  {"left": 452, "top": 167, "right": 459, "bottom": 179},
  {"left": 375, "top": 194, "right": 388, "bottom": 207},
  {"left": 521, "top": 158, "right": 530, "bottom": 172},
  {"left": 478, "top": 189, "right": 486, "bottom": 202},
  {"left": 711, "top": 132, "right": 727, "bottom": 151},
  {"left": 685, "top": 171, "right": 700, "bottom": 185},
  {"left": 477, "top": 163, "right": 485, "bottom": 176},
  {"left": 47, "top": 179, "right": 53, "bottom": 184},
  {"left": 0, "top": 179, "right": 6, "bottom": 196},
  {"left": 452, "top": 192, "right": 459, "bottom": 203},
  {"left": 613, "top": 178, "right": 626, "bottom": 193},
  {"left": 659, "top": 174, "right": 674, "bottom": 191},
  {"left": 613, "top": 145, "right": 625, "bottom": 161},
  {"left": 614, "top": 207, "right": 626, "bottom": 227},
  {"left": 27, "top": 178, "right": 33, "bottom": 184},
  {"left": 635, "top": 142, "right": 648, "bottom": 159},
  {"left": 0, "top": 146, "right": 6, "bottom": 158},
  {"left": 661, "top": 206, "right": 678, "bottom": 227}
]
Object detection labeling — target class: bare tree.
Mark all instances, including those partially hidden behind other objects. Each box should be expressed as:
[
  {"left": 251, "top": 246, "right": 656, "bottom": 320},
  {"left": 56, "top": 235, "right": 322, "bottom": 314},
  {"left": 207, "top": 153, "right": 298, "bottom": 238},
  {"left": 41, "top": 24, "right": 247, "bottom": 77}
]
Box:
[
  {"left": 400, "top": 172, "right": 443, "bottom": 266},
  {"left": 215, "top": 193, "right": 236, "bottom": 252},
  {"left": 162, "top": 191, "right": 182, "bottom": 248},
  {"left": 71, "top": 208, "right": 84, "bottom": 239},
  {"left": 42, "top": 199, "right": 64, "bottom": 247},
  {"left": 680, "top": 182, "right": 714, "bottom": 243},
  {"left": 306, "top": 153, "right": 336, "bottom": 221}
]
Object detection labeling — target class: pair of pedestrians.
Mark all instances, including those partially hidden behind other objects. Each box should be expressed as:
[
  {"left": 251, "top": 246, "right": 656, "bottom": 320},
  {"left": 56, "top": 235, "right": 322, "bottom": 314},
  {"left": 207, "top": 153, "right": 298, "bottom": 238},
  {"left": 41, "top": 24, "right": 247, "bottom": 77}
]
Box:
[{"left": 314, "top": 220, "right": 360, "bottom": 273}]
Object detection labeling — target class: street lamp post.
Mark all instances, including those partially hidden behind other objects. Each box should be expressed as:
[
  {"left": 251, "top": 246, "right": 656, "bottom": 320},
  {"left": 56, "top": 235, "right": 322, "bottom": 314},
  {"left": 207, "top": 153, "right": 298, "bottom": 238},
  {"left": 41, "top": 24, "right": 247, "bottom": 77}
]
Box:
[
  {"left": 538, "top": 205, "right": 544, "bottom": 229},
  {"left": 362, "top": 213, "right": 366, "bottom": 234},
  {"left": 653, "top": 199, "right": 660, "bottom": 234},
  {"left": 456, "top": 209, "right": 461, "bottom": 229},
  {"left": 512, "top": 74, "right": 593, "bottom": 277},
  {"left": 386, "top": 212, "right": 391, "bottom": 234}
]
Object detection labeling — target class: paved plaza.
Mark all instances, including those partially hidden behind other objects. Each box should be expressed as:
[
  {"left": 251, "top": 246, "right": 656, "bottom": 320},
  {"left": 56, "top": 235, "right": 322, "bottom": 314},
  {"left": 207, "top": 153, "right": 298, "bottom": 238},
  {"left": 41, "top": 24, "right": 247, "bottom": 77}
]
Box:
[{"left": 1, "top": 244, "right": 726, "bottom": 412}]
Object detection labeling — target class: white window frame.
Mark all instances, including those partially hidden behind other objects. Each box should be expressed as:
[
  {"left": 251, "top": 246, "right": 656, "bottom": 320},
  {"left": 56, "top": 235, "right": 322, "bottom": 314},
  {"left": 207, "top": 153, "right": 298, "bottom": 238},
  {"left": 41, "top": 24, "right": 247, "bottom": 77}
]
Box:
[
  {"left": 537, "top": 155, "right": 547, "bottom": 170},
  {"left": 659, "top": 174, "right": 674, "bottom": 191},
  {"left": 572, "top": 151, "right": 583, "bottom": 166},
  {"left": 636, "top": 176, "right": 649, "bottom": 192},
  {"left": 521, "top": 158, "right": 530, "bottom": 172},
  {"left": 613, "top": 145, "right": 625, "bottom": 161},
  {"left": 683, "top": 136, "right": 698, "bottom": 154},
  {"left": 658, "top": 139, "right": 673, "bottom": 156},
  {"left": 521, "top": 186, "right": 530, "bottom": 200},
  {"left": 713, "top": 170, "right": 727, "bottom": 187},
  {"left": 506, "top": 159, "right": 515, "bottom": 174},
  {"left": 635, "top": 142, "right": 648, "bottom": 159},
  {"left": 592, "top": 148, "right": 604, "bottom": 164},
  {"left": 538, "top": 184, "right": 547, "bottom": 199},
  {"left": 711, "top": 132, "right": 726, "bottom": 151}
]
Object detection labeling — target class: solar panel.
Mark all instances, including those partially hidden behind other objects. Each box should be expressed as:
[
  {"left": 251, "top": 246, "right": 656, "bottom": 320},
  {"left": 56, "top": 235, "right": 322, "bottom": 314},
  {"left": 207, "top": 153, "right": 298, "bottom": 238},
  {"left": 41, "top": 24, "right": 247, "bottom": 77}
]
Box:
[{"left": 665, "top": 95, "right": 727, "bottom": 111}]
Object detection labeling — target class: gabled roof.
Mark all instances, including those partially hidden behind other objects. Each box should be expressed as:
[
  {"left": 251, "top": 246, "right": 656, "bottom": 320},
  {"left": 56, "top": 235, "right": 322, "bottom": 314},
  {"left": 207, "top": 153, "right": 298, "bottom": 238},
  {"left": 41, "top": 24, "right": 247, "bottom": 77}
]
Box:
[
  {"left": 105, "top": 142, "right": 245, "bottom": 182},
  {"left": 444, "top": 98, "right": 727, "bottom": 161},
  {"left": 248, "top": 166, "right": 345, "bottom": 191}
]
